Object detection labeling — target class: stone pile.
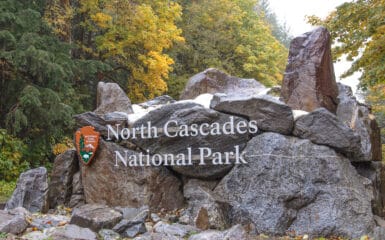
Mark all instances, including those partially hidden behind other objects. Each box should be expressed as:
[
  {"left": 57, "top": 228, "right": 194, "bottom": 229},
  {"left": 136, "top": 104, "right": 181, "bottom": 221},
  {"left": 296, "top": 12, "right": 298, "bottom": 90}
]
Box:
[{"left": 3, "top": 27, "right": 385, "bottom": 239}]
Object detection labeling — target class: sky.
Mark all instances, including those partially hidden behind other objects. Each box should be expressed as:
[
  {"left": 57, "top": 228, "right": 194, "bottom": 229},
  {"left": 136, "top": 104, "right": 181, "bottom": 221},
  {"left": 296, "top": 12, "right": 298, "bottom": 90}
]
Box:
[{"left": 268, "top": 0, "right": 361, "bottom": 94}]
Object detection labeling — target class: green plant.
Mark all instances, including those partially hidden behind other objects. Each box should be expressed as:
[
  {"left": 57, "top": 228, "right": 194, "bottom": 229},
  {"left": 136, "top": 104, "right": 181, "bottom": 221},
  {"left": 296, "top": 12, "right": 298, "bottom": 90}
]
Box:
[
  {"left": 0, "top": 180, "right": 16, "bottom": 202},
  {"left": 0, "top": 129, "right": 29, "bottom": 181}
]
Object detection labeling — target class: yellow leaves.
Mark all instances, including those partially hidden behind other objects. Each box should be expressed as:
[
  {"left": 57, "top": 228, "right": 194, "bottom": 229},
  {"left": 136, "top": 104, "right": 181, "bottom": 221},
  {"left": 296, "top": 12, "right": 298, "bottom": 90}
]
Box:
[
  {"left": 86, "top": 0, "right": 184, "bottom": 101},
  {"left": 52, "top": 137, "right": 74, "bottom": 155},
  {"left": 91, "top": 12, "right": 112, "bottom": 29}
]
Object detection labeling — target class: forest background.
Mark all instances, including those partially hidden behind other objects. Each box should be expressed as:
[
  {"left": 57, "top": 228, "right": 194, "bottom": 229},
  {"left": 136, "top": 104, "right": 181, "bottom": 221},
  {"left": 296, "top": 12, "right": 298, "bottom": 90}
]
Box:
[{"left": 0, "top": 0, "right": 384, "bottom": 199}]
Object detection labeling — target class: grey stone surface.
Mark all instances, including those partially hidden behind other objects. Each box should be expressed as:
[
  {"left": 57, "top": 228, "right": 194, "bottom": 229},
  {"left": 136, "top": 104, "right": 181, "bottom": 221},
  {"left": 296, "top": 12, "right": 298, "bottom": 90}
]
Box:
[
  {"left": 182, "top": 179, "right": 229, "bottom": 230},
  {"left": 48, "top": 149, "right": 78, "bottom": 208},
  {"left": 98, "top": 229, "right": 120, "bottom": 240},
  {"left": 0, "top": 207, "right": 29, "bottom": 234},
  {"left": 293, "top": 108, "right": 362, "bottom": 159},
  {"left": 337, "top": 83, "right": 382, "bottom": 161},
  {"left": 5, "top": 167, "right": 49, "bottom": 213},
  {"left": 134, "top": 232, "right": 183, "bottom": 240},
  {"left": 95, "top": 82, "right": 133, "bottom": 114},
  {"left": 115, "top": 205, "right": 149, "bottom": 222},
  {"left": 210, "top": 93, "right": 293, "bottom": 135},
  {"left": 214, "top": 132, "right": 375, "bottom": 238},
  {"left": 81, "top": 140, "right": 184, "bottom": 211},
  {"left": 132, "top": 102, "right": 250, "bottom": 179},
  {"left": 69, "top": 171, "right": 85, "bottom": 208},
  {"left": 353, "top": 161, "right": 385, "bottom": 217},
  {"left": 281, "top": 27, "right": 339, "bottom": 113},
  {"left": 50, "top": 224, "right": 97, "bottom": 240},
  {"left": 73, "top": 112, "right": 109, "bottom": 137},
  {"left": 120, "top": 221, "right": 147, "bottom": 238},
  {"left": 30, "top": 213, "right": 69, "bottom": 230},
  {"left": 139, "top": 95, "right": 175, "bottom": 108},
  {"left": 154, "top": 221, "right": 200, "bottom": 238},
  {"left": 188, "top": 224, "right": 247, "bottom": 240},
  {"left": 151, "top": 213, "right": 161, "bottom": 223},
  {"left": 70, "top": 204, "right": 122, "bottom": 232},
  {"left": 180, "top": 68, "right": 267, "bottom": 100}
]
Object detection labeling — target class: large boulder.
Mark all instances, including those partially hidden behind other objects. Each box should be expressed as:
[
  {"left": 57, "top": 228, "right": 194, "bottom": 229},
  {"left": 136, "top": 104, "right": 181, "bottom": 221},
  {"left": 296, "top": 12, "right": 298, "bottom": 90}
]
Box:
[
  {"left": 0, "top": 207, "right": 30, "bottom": 235},
  {"left": 132, "top": 102, "right": 250, "bottom": 179},
  {"left": 214, "top": 132, "right": 375, "bottom": 238},
  {"left": 337, "top": 83, "right": 382, "bottom": 161},
  {"left": 293, "top": 108, "right": 362, "bottom": 160},
  {"left": 180, "top": 68, "right": 267, "bottom": 100},
  {"left": 74, "top": 112, "right": 129, "bottom": 139},
  {"left": 280, "top": 27, "right": 339, "bottom": 113},
  {"left": 95, "top": 82, "right": 133, "bottom": 115},
  {"left": 210, "top": 93, "right": 294, "bottom": 135},
  {"left": 6, "top": 167, "right": 49, "bottom": 213},
  {"left": 48, "top": 149, "right": 79, "bottom": 208},
  {"left": 81, "top": 140, "right": 184, "bottom": 211},
  {"left": 70, "top": 204, "right": 122, "bottom": 232}
]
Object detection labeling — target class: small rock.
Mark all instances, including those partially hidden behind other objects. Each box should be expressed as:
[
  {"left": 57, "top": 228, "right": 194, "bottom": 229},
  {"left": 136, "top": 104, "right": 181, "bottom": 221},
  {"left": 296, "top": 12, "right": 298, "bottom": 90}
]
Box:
[
  {"left": 50, "top": 224, "right": 97, "bottom": 240},
  {"left": 166, "top": 214, "right": 179, "bottom": 223},
  {"left": 30, "top": 214, "right": 70, "bottom": 230},
  {"left": 121, "top": 222, "right": 147, "bottom": 238},
  {"left": 0, "top": 208, "right": 29, "bottom": 234},
  {"left": 115, "top": 205, "right": 149, "bottom": 222},
  {"left": 70, "top": 204, "right": 122, "bottom": 232},
  {"left": 154, "top": 221, "right": 199, "bottom": 238},
  {"left": 22, "top": 231, "right": 50, "bottom": 240},
  {"left": 178, "top": 214, "right": 190, "bottom": 225},
  {"left": 188, "top": 224, "right": 247, "bottom": 240},
  {"left": 5, "top": 167, "right": 49, "bottom": 213},
  {"left": 98, "top": 229, "right": 120, "bottom": 240},
  {"left": 134, "top": 232, "right": 183, "bottom": 240},
  {"left": 151, "top": 213, "right": 161, "bottom": 223}
]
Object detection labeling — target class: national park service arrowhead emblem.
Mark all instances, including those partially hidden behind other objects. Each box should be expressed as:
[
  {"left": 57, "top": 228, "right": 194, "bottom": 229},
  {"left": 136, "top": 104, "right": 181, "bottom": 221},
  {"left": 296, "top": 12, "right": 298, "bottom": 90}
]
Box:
[{"left": 75, "top": 126, "right": 100, "bottom": 165}]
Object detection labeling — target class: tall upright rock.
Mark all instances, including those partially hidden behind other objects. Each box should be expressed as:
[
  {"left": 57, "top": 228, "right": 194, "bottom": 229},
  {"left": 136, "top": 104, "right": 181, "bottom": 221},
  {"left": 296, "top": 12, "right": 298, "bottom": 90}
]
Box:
[
  {"left": 95, "top": 82, "right": 133, "bottom": 115},
  {"left": 336, "top": 83, "right": 382, "bottom": 161},
  {"left": 5, "top": 167, "right": 49, "bottom": 213},
  {"left": 281, "top": 27, "right": 339, "bottom": 113}
]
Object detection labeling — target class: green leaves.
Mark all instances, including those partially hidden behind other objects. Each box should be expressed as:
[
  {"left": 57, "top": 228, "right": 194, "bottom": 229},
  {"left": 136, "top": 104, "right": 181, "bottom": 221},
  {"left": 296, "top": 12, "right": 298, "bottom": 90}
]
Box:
[
  {"left": 168, "top": 0, "right": 288, "bottom": 97},
  {"left": 0, "top": 0, "right": 81, "bottom": 166},
  {"left": 0, "top": 129, "right": 28, "bottom": 181}
]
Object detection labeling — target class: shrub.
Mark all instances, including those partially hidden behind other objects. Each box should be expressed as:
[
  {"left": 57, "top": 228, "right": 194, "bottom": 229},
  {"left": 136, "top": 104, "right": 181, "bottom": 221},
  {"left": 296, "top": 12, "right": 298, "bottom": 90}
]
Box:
[{"left": 0, "top": 129, "right": 29, "bottom": 181}]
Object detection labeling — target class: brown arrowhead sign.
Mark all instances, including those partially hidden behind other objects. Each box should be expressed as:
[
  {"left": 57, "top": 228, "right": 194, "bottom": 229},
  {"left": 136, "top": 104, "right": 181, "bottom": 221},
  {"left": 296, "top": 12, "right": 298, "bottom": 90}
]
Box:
[{"left": 75, "top": 126, "right": 100, "bottom": 165}]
